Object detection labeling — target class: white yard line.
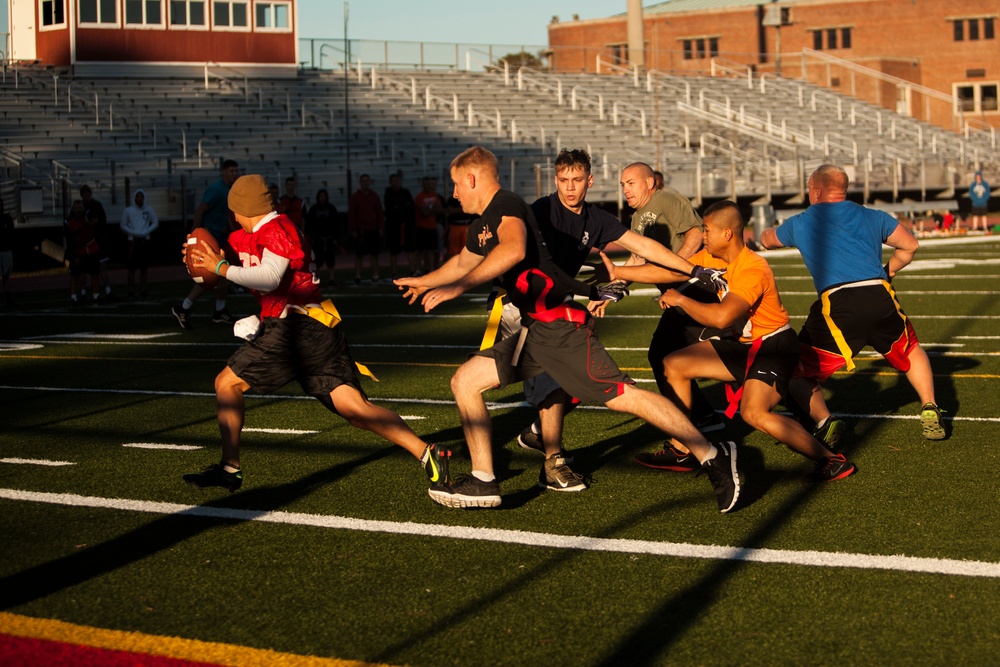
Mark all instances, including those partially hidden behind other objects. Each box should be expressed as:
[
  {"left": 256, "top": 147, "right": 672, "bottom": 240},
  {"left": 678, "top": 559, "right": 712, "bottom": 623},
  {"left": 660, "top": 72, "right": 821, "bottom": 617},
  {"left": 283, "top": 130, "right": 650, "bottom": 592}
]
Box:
[{"left": 0, "top": 488, "right": 997, "bottom": 579}]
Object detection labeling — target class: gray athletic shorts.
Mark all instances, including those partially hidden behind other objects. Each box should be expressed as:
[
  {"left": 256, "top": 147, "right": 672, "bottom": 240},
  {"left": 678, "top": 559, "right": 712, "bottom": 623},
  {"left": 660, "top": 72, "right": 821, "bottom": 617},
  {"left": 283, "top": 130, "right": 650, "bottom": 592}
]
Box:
[{"left": 475, "top": 316, "right": 632, "bottom": 404}]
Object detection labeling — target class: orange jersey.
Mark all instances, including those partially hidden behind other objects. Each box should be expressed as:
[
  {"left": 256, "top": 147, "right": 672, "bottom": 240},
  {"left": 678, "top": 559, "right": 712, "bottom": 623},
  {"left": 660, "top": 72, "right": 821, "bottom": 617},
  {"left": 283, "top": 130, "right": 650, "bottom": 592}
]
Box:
[{"left": 719, "top": 246, "right": 789, "bottom": 343}]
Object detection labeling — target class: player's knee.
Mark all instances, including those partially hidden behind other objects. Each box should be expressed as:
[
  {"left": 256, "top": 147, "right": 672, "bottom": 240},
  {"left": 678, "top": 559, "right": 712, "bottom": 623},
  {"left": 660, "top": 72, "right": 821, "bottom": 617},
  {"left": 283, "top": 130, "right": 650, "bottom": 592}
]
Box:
[{"left": 738, "top": 403, "right": 770, "bottom": 431}]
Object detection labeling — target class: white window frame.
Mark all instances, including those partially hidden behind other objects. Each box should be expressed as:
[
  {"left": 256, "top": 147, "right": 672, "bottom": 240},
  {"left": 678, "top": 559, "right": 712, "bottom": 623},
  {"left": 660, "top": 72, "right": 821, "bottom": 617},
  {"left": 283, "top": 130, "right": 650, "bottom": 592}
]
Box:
[
  {"left": 954, "top": 81, "right": 1000, "bottom": 115},
  {"left": 39, "top": 0, "right": 67, "bottom": 31},
  {"left": 213, "top": 0, "right": 250, "bottom": 32},
  {"left": 253, "top": 1, "right": 291, "bottom": 32},
  {"left": 124, "top": 0, "right": 166, "bottom": 28},
  {"left": 78, "top": 0, "right": 120, "bottom": 27},
  {"left": 169, "top": 0, "right": 209, "bottom": 30}
]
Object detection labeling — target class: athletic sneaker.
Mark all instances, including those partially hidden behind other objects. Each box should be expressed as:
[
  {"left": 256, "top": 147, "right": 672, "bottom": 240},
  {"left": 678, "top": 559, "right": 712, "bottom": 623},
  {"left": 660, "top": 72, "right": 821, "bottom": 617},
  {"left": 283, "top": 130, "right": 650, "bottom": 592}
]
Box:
[
  {"left": 634, "top": 445, "right": 700, "bottom": 472},
  {"left": 428, "top": 475, "right": 501, "bottom": 509},
  {"left": 423, "top": 444, "right": 451, "bottom": 487},
  {"left": 171, "top": 304, "right": 191, "bottom": 330},
  {"left": 212, "top": 309, "right": 235, "bottom": 324},
  {"left": 516, "top": 425, "right": 574, "bottom": 463},
  {"left": 538, "top": 454, "right": 586, "bottom": 492},
  {"left": 920, "top": 403, "right": 946, "bottom": 440},
  {"left": 813, "top": 453, "right": 857, "bottom": 482},
  {"left": 813, "top": 418, "right": 847, "bottom": 450},
  {"left": 694, "top": 411, "right": 726, "bottom": 433},
  {"left": 183, "top": 463, "right": 242, "bottom": 492},
  {"left": 699, "top": 441, "right": 740, "bottom": 513}
]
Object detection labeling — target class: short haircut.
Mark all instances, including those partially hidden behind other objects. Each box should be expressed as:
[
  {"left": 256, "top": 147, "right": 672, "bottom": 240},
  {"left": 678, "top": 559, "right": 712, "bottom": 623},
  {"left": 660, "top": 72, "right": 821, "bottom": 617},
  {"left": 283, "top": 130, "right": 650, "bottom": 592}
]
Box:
[
  {"left": 79, "top": 184, "right": 92, "bottom": 195},
  {"left": 811, "top": 164, "right": 849, "bottom": 191},
  {"left": 221, "top": 159, "right": 239, "bottom": 170},
  {"left": 285, "top": 176, "right": 296, "bottom": 184},
  {"left": 554, "top": 149, "right": 591, "bottom": 174},
  {"left": 703, "top": 199, "right": 744, "bottom": 232},
  {"left": 451, "top": 146, "right": 499, "bottom": 180},
  {"left": 623, "top": 162, "right": 654, "bottom": 179}
]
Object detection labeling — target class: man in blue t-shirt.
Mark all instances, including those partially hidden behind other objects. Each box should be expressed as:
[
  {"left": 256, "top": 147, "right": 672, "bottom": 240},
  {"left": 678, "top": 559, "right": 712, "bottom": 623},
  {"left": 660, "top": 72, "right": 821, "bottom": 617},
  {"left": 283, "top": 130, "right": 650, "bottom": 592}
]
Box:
[
  {"left": 172, "top": 159, "right": 240, "bottom": 330},
  {"left": 760, "top": 164, "right": 946, "bottom": 441}
]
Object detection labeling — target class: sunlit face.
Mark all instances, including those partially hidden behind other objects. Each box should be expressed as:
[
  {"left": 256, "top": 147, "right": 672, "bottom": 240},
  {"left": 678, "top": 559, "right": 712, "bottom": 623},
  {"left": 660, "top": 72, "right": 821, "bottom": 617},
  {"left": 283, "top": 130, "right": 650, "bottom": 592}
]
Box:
[
  {"left": 450, "top": 167, "right": 473, "bottom": 214},
  {"left": 620, "top": 167, "right": 653, "bottom": 209},
  {"left": 555, "top": 166, "right": 593, "bottom": 212},
  {"left": 701, "top": 216, "right": 728, "bottom": 258}
]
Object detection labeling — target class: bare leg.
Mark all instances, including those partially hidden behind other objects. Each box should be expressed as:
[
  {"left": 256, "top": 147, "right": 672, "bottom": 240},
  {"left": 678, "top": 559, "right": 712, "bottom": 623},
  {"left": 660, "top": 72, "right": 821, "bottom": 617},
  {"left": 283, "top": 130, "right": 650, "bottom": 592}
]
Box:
[
  {"left": 450, "top": 355, "right": 502, "bottom": 476},
  {"left": 739, "top": 381, "right": 833, "bottom": 460},
  {"left": 536, "top": 390, "right": 568, "bottom": 457},
  {"left": 605, "top": 385, "right": 715, "bottom": 463},
  {"left": 903, "top": 344, "right": 937, "bottom": 406},
  {"left": 328, "top": 383, "right": 425, "bottom": 458},
  {"left": 215, "top": 366, "right": 249, "bottom": 467}
]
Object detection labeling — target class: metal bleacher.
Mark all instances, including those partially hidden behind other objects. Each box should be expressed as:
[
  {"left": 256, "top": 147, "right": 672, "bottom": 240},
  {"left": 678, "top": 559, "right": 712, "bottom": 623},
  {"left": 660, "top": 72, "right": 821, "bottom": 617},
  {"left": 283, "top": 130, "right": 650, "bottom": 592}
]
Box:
[{"left": 1, "top": 58, "right": 997, "bottom": 229}]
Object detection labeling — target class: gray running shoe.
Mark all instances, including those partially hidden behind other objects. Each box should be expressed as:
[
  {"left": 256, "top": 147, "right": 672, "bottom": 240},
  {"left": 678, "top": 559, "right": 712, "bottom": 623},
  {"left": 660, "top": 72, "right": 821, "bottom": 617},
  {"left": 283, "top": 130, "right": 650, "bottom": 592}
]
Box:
[
  {"left": 920, "top": 403, "right": 946, "bottom": 440},
  {"left": 538, "top": 455, "right": 586, "bottom": 492},
  {"left": 700, "top": 441, "right": 740, "bottom": 513},
  {"left": 813, "top": 418, "right": 847, "bottom": 450},
  {"left": 517, "top": 425, "right": 574, "bottom": 463}
]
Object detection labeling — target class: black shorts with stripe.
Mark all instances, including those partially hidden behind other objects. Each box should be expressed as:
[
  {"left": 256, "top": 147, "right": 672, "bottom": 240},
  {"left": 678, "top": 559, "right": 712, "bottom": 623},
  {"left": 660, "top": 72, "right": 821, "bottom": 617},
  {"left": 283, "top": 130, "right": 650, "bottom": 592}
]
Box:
[
  {"left": 227, "top": 314, "right": 364, "bottom": 400},
  {"left": 475, "top": 317, "right": 632, "bottom": 404},
  {"left": 710, "top": 328, "right": 799, "bottom": 400}
]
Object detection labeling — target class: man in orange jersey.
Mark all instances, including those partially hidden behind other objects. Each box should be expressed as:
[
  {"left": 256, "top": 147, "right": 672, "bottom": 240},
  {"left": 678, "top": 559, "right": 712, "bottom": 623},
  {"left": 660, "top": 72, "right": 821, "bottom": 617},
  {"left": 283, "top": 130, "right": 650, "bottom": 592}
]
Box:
[{"left": 603, "top": 200, "right": 855, "bottom": 482}]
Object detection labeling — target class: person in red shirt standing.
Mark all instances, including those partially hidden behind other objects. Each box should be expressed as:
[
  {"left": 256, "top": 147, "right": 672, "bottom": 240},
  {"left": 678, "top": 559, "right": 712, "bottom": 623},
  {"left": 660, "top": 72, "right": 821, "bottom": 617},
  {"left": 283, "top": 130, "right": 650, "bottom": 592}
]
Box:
[
  {"left": 182, "top": 174, "right": 450, "bottom": 494},
  {"left": 412, "top": 176, "right": 445, "bottom": 275},
  {"left": 64, "top": 199, "right": 101, "bottom": 306},
  {"left": 278, "top": 176, "right": 306, "bottom": 228},
  {"left": 348, "top": 174, "right": 384, "bottom": 284}
]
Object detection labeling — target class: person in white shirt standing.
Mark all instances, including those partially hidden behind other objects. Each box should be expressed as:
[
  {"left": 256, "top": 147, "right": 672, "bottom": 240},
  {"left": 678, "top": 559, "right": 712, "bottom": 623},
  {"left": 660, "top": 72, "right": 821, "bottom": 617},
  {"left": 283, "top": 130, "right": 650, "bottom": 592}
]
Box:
[{"left": 120, "top": 189, "right": 159, "bottom": 298}]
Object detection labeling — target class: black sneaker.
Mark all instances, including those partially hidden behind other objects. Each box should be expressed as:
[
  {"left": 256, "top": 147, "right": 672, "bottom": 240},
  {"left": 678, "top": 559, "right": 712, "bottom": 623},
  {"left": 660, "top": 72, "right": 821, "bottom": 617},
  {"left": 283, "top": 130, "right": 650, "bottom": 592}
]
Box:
[
  {"left": 538, "top": 454, "right": 586, "bottom": 492},
  {"left": 428, "top": 475, "right": 501, "bottom": 508},
  {"left": 634, "top": 445, "right": 700, "bottom": 472},
  {"left": 517, "top": 425, "right": 574, "bottom": 463},
  {"left": 700, "top": 441, "right": 740, "bottom": 513},
  {"left": 813, "top": 453, "right": 856, "bottom": 482},
  {"left": 183, "top": 463, "right": 242, "bottom": 492},
  {"left": 694, "top": 411, "right": 726, "bottom": 433},
  {"left": 920, "top": 403, "right": 946, "bottom": 440},
  {"left": 212, "top": 309, "right": 235, "bottom": 324},
  {"left": 423, "top": 444, "right": 451, "bottom": 487},
  {"left": 172, "top": 304, "right": 191, "bottom": 330},
  {"left": 813, "top": 418, "right": 847, "bottom": 450}
]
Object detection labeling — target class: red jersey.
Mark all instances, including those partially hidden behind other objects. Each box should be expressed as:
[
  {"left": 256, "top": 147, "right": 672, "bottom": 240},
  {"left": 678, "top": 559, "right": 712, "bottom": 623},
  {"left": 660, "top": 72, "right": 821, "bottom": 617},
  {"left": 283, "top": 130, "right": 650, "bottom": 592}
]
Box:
[
  {"left": 228, "top": 213, "right": 321, "bottom": 318},
  {"left": 279, "top": 195, "right": 306, "bottom": 228},
  {"left": 414, "top": 191, "right": 442, "bottom": 230}
]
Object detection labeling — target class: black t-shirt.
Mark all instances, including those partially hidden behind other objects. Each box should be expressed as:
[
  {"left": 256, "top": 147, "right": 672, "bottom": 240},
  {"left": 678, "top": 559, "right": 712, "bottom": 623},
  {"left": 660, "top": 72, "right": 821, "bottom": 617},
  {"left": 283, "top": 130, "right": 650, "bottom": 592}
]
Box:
[
  {"left": 466, "top": 189, "right": 595, "bottom": 315},
  {"left": 531, "top": 193, "right": 626, "bottom": 276},
  {"left": 383, "top": 187, "right": 415, "bottom": 225}
]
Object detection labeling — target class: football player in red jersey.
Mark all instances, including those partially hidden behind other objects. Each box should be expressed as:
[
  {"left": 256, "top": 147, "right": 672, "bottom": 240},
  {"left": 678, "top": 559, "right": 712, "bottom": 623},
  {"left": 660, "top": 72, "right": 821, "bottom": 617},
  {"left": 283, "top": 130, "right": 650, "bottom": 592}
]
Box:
[{"left": 183, "top": 174, "right": 449, "bottom": 493}]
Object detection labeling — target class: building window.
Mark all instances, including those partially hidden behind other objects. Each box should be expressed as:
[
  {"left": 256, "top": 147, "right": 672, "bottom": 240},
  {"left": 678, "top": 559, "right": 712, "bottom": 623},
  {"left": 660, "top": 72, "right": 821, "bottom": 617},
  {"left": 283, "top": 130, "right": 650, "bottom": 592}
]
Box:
[
  {"left": 125, "top": 0, "right": 163, "bottom": 25},
  {"left": 79, "top": 0, "right": 118, "bottom": 24},
  {"left": 952, "top": 17, "right": 997, "bottom": 41},
  {"left": 811, "top": 26, "right": 852, "bottom": 50},
  {"left": 214, "top": 0, "right": 248, "bottom": 28},
  {"left": 609, "top": 43, "right": 628, "bottom": 64},
  {"left": 41, "top": 0, "right": 66, "bottom": 27},
  {"left": 680, "top": 35, "right": 719, "bottom": 60},
  {"left": 170, "top": 0, "right": 206, "bottom": 26},
  {"left": 254, "top": 1, "right": 290, "bottom": 30},
  {"left": 955, "top": 82, "right": 999, "bottom": 114}
]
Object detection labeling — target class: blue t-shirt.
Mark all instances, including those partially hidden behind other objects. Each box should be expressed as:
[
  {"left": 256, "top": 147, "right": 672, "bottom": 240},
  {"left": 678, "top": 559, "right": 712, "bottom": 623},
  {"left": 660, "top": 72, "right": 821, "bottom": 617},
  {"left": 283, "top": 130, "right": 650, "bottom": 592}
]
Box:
[
  {"left": 775, "top": 201, "right": 897, "bottom": 293},
  {"left": 201, "top": 179, "right": 232, "bottom": 240}
]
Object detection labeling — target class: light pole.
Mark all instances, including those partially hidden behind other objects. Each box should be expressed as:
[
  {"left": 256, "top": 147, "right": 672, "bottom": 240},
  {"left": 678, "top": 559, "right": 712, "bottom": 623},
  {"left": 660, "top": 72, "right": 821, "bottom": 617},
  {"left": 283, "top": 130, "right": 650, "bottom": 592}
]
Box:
[{"left": 344, "top": 2, "right": 352, "bottom": 200}]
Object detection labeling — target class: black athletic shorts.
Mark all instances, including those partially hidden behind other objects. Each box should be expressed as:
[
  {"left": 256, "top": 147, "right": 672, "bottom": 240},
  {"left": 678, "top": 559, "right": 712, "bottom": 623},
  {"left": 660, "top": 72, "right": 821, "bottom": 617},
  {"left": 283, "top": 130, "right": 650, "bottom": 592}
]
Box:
[
  {"left": 710, "top": 328, "right": 798, "bottom": 400},
  {"left": 475, "top": 316, "right": 632, "bottom": 404},
  {"left": 355, "top": 229, "right": 382, "bottom": 256},
  {"left": 227, "top": 314, "right": 364, "bottom": 399}
]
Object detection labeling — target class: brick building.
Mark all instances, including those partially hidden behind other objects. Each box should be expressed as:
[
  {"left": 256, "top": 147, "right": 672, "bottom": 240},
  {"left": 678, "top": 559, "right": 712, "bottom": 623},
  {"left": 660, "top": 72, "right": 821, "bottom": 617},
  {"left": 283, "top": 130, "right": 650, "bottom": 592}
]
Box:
[
  {"left": 7, "top": 0, "right": 298, "bottom": 76},
  {"left": 548, "top": 0, "right": 1000, "bottom": 132}
]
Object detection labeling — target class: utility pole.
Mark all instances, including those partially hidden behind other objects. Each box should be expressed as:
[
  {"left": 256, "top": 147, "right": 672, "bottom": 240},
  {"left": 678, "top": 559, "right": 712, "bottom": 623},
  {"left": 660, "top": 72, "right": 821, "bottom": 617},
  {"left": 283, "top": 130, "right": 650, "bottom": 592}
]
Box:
[{"left": 344, "top": 2, "right": 352, "bottom": 200}]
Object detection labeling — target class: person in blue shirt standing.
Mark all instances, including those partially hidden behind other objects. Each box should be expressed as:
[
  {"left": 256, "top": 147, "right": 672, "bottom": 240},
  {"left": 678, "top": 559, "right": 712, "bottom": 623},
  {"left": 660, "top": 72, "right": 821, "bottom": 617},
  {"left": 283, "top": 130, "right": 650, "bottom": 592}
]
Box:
[
  {"left": 968, "top": 171, "right": 990, "bottom": 233},
  {"left": 760, "top": 164, "right": 946, "bottom": 441}
]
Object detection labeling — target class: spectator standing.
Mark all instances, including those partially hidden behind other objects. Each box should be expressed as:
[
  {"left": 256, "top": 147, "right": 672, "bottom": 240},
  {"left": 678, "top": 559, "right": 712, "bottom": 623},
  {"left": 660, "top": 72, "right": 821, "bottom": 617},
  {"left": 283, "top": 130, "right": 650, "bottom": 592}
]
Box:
[
  {"left": 279, "top": 176, "right": 306, "bottom": 228},
  {"left": 304, "top": 188, "right": 340, "bottom": 285},
  {"left": 172, "top": 159, "right": 240, "bottom": 329},
  {"left": 348, "top": 174, "right": 384, "bottom": 284},
  {"left": 119, "top": 189, "right": 160, "bottom": 298},
  {"left": 65, "top": 200, "right": 101, "bottom": 306},
  {"left": 969, "top": 171, "right": 990, "bottom": 232},
  {"left": 0, "top": 198, "right": 14, "bottom": 308},
  {"left": 412, "top": 176, "right": 445, "bottom": 275},
  {"left": 383, "top": 173, "right": 415, "bottom": 279},
  {"left": 80, "top": 184, "right": 116, "bottom": 301}
]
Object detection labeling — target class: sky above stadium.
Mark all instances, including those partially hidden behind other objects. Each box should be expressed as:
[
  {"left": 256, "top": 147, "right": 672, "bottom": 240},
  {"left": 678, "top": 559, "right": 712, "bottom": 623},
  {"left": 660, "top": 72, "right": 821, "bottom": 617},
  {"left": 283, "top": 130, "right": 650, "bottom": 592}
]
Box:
[{"left": 1, "top": 1, "right": 622, "bottom": 48}]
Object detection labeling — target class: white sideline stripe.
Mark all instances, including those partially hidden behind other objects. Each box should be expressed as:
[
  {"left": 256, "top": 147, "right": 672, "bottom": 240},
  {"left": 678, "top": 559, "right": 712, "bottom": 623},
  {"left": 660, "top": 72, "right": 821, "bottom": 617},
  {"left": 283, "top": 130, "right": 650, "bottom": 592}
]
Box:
[
  {"left": 243, "top": 428, "right": 319, "bottom": 435},
  {"left": 0, "top": 458, "right": 76, "bottom": 467},
  {"left": 122, "top": 443, "right": 202, "bottom": 451},
  {"left": 1, "top": 488, "right": 997, "bottom": 579}
]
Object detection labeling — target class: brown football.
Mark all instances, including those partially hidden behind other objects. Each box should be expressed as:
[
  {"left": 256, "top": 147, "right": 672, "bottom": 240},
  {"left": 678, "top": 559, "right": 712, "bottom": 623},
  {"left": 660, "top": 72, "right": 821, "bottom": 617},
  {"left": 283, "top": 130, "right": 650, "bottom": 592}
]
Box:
[{"left": 184, "top": 228, "right": 222, "bottom": 288}]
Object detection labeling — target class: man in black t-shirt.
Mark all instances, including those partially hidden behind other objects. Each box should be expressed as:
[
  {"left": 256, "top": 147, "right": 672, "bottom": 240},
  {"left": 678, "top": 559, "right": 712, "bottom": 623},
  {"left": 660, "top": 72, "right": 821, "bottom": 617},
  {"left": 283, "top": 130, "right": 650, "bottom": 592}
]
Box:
[{"left": 395, "top": 147, "right": 743, "bottom": 513}]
